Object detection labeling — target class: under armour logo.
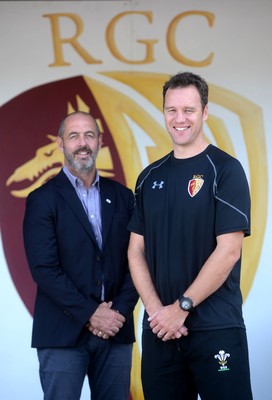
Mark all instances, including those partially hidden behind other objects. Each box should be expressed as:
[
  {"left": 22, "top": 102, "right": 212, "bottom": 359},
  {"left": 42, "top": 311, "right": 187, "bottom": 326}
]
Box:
[{"left": 152, "top": 181, "right": 164, "bottom": 189}]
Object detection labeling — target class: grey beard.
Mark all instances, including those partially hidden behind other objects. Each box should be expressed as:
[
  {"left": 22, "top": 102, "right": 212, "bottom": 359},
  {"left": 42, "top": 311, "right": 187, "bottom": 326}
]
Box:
[
  {"left": 72, "top": 157, "right": 95, "bottom": 173},
  {"left": 64, "top": 149, "right": 98, "bottom": 174}
]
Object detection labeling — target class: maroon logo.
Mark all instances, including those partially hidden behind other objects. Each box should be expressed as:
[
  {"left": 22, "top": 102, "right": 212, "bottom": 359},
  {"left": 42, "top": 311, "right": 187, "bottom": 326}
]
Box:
[{"left": 0, "top": 76, "right": 125, "bottom": 315}]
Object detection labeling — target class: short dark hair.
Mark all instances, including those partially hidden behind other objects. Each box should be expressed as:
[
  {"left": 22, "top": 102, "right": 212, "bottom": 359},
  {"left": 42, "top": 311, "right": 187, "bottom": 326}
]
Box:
[
  {"left": 58, "top": 111, "right": 101, "bottom": 138},
  {"left": 162, "top": 72, "right": 208, "bottom": 110}
]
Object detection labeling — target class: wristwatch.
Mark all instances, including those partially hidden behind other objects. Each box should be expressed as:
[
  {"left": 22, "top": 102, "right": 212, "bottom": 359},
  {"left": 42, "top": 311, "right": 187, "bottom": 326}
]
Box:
[{"left": 179, "top": 296, "right": 194, "bottom": 312}]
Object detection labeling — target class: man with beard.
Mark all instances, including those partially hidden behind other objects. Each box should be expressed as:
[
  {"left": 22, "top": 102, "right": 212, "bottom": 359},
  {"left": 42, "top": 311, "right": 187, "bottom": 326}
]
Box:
[{"left": 23, "top": 111, "right": 138, "bottom": 400}]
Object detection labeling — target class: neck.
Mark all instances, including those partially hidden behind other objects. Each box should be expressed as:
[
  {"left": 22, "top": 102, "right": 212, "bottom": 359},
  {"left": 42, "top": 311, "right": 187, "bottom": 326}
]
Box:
[
  {"left": 79, "top": 169, "right": 97, "bottom": 189},
  {"left": 66, "top": 165, "right": 97, "bottom": 189},
  {"left": 173, "top": 141, "right": 209, "bottom": 159}
]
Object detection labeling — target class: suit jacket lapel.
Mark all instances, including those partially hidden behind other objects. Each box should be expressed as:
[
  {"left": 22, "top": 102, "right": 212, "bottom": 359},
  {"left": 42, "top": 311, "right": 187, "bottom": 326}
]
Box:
[
  {"left": 100, "top": 178, "right": 115, "bottom": 249},
  {"left": 55, "top": 170, "right": 98, "bottom": 246}
]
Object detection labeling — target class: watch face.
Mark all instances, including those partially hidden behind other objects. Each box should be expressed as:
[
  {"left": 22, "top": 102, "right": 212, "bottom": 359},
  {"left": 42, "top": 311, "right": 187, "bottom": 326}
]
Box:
[
  {"left": 180, "top": 297, "right": 193, "bottom": 311},
  {"left": 182, "top": 300, "right": 191, "bottom": 310}
]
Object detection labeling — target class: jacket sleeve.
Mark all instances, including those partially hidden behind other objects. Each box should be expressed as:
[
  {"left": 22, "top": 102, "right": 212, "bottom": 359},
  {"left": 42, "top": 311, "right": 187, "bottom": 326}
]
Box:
[{"left": 23, "top": 189, "right": 99, "bottom": 325}]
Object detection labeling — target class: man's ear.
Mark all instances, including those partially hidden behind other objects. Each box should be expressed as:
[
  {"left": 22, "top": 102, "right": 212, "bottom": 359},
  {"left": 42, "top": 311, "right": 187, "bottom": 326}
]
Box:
[
  {"left": 57, "top": 136, "right": 64, "bottom": 153},
  {"left": 203, "top": 105, "right": 208, "bottom": 122},
  {"left": 99, "top": 134, "right": 103, "bottom": 149}
]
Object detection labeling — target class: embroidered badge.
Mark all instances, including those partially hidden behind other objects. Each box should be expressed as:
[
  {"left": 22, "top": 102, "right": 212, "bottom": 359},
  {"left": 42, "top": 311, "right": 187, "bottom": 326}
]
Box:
[
  {"left": 214, "top": 350, "right": 230, "bottom": 372},
  {"left": 188, "top": 175, "right": 204, "bottom": 197},
  {"left": 152, "top": 180, "right": 164, "bottom": 189}
]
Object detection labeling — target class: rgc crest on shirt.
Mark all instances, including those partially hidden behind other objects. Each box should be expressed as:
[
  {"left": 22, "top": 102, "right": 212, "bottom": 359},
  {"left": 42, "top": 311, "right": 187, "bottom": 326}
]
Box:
[{"left": 188, "top": 175, "right": 204, "bottom": 197}]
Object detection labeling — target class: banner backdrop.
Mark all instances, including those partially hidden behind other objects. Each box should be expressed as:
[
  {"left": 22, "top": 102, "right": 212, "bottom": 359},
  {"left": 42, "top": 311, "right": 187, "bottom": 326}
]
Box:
[{"left": 0, "top": 1, "right": 271, "bottom": 399}]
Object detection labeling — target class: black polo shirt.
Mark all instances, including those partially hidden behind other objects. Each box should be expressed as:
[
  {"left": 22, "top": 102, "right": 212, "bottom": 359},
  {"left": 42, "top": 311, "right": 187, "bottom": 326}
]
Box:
[{"left": 128, "top": 145, "right": 251, "bottom": 331}]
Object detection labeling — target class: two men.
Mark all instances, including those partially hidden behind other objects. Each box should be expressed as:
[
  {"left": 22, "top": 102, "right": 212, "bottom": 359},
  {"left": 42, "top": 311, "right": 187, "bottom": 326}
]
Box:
[
  {"left": 24, "top": 71, "right": 253, "bottom": 400},
  {"left": 128, "top": 72, "right": 253, "bottom": 400},
  {"left": 23, "top": 111, "right": 138, "bottom": 400}
]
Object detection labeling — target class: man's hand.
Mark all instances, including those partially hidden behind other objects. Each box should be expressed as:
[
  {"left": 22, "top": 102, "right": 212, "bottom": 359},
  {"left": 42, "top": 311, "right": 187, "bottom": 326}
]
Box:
[
  {"left": 148, "top": 300, "right": 189, "bottom": 341},
  {"left": 87, "top": 301, "right": 126, "bottom": 339}
]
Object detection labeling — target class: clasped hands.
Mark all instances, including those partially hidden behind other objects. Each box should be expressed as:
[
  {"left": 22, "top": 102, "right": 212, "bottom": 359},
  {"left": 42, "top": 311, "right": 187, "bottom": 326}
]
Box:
[
  {"left": 148, "top": 301, "right": 188, "bottom": 341},
  {"left": 87, "top": 301, "right": 125, "bottom": 339}
]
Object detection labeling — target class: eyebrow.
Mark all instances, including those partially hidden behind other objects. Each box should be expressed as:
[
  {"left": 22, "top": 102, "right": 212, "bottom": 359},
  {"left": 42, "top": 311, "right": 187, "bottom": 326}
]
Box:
[
  {"left": 67, "top": 129, "right": 97, "bottom": 135},
  {"left": 164, "top": 106, "right": 197, "bottom": 111}
]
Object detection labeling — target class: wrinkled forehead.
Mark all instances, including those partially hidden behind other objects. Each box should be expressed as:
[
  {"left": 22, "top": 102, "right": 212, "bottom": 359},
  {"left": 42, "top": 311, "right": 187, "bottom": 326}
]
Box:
[{"left": 64, "top": 114, "right": 98, "bottom": 134}]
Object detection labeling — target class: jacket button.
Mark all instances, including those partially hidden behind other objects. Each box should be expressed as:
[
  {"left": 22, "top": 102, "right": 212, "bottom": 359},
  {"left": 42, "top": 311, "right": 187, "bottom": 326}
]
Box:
[{"left": 96, "top": 255, "right": 101, "bottom": 261}]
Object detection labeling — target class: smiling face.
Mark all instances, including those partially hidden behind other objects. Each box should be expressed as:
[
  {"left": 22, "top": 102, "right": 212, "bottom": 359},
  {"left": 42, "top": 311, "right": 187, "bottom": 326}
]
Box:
[
  {"left": 57, "top": 113, "right": 102, "bottom": 177},
  {"left": 163, "top": 86, "right": 208, "bottom": 158}
]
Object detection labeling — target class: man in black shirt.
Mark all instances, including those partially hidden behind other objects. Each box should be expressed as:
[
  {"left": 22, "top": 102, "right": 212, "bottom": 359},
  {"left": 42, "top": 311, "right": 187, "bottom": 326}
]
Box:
[{"left": 128, "top": 72, "right": 253, "bottom": 400}]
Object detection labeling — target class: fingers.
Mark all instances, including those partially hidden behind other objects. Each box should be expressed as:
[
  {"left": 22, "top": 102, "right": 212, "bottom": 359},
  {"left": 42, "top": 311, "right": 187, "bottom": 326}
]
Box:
[
  {"left": 97, "top": 330, "right": 110, "bottom": 339},
  {"left": 156, "top": 325, "right": 189, "bottom": 341},
  {"left": 88, "top": 305, "right": 126, "bottom": 338},
  {"left": 106, "top": 301, "right": 113, "bottom": 309},
  {"left": 94, "top": 303, "right": 125, "bottom": 324},
  {"left": 147, "top": 310, "right": 159, "bottom": 323},
  {"left": 178, "top": 325, "right": 189, "bottom": 336},
  {"left": 88, "top": 327, "right": 111, "bottom": 339},
  {"left": 149, "top": 303, "right": 189, "bottom": 341}
]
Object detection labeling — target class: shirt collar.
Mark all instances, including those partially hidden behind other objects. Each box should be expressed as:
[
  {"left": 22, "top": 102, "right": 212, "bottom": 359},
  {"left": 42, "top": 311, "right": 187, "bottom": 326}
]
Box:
[{"left": 63, "top": 166, "right": 100, "bottom": 190}]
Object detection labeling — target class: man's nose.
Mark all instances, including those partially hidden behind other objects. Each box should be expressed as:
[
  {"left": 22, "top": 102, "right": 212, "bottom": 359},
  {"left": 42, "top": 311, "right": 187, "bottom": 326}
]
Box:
[
  {"left": 78, "top": 133, "right": 88, "bottom": 145},
  {"left": 175, "top": 110, "right": 186, "bottom": 123}
]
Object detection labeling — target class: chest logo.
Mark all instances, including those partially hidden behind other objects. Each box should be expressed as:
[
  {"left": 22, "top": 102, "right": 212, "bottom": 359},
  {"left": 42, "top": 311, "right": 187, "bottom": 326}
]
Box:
[
  {"left": 152, "top": 180, "right": 164, "bottom": 189},
  {"left": 188, "top": 177, "right": 204, "bottom": 197}
]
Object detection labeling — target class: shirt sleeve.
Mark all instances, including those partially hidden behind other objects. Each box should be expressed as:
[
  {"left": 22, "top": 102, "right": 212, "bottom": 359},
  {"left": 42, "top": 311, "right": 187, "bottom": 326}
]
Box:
[
  {"left": 127, "top": 177, "right": 144, "bottom": 235},
  {"left": 214, "top": 157, "right": 251, "bottom": 237}
]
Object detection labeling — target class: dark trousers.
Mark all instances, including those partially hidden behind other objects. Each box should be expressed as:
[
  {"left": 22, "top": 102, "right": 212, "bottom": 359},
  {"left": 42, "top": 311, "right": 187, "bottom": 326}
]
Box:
[
  {"left": 37, "top": 334, "right": 133, "bottom": 400},
  {"left": 141, "top": 328, "right": 253, "bottom": 400}
]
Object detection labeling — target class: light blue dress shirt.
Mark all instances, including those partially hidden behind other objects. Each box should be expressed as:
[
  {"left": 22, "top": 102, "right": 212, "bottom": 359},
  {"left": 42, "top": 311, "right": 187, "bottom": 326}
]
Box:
[{"left": 63, "top": 166, "right": 104, "bottom": 300}]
